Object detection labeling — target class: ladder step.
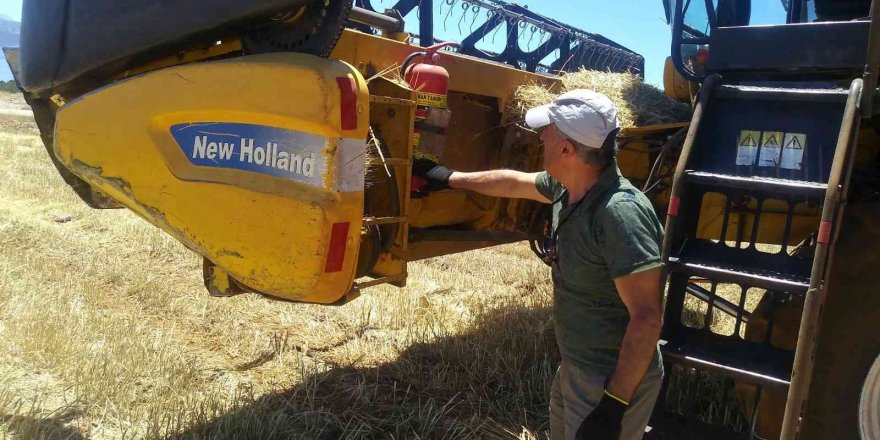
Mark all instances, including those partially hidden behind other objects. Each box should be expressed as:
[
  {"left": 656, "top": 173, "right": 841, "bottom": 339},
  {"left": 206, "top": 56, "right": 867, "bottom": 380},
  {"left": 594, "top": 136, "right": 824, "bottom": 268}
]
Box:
[
  {"left": 668, "top": 257, "right": 810, "bottom": 294},
  {"left": 684, "top": 171, "right": 828, "bottom": 197},
  {"left": 715, "top": 84, "right": 849, "bottom": 103},
  {"left": 660, "top": 336, "right": 793, "bottom": 389}
]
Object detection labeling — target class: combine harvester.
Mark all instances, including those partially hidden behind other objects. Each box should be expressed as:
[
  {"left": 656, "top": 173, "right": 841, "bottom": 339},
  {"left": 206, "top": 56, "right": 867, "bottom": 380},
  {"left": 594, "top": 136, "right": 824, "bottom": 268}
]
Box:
[{"left": 4, "top": 0, "right": 880, "bottom": 438}]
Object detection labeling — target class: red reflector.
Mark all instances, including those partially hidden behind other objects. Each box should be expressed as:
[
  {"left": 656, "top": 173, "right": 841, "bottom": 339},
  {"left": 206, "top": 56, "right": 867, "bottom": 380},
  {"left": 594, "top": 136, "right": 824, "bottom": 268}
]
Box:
[
  {"left": 324, "top": 222, "right": 350, "bottom": 273},
  {"left": 818, "top": 221, "right": 832, "bottom": 244},
  {"left": 696, "top": 47, "right": 710, "bottom": 66},
  {"left": 336, "top": 76, "right": 358, "bottom": 131},
  {"left": 668, "top": 196, "right": 681, "bottom": 217}
]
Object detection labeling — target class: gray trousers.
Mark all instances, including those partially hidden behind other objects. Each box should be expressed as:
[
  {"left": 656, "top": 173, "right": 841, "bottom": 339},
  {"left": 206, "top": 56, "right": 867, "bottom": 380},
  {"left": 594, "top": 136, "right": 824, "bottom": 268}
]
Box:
[{"left": 549, "top": 361, "right": 664, "bottom": 440}]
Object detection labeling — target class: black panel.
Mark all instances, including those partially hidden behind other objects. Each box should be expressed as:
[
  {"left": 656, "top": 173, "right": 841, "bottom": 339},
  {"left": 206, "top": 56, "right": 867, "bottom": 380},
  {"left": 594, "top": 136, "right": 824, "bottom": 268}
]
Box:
[
  {"left": 690, "top": 93, "right": 844, "bottom": 182},
  {"left": 19, "top": 0, "right": 311, "bottom": 94},
  {"left": 708, "top": 21, "right": 870, "bottom": 74}
]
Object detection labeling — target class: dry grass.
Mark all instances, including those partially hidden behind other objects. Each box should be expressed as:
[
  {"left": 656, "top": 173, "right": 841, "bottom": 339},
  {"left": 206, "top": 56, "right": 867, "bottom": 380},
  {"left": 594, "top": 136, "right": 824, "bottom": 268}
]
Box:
[
  {"left": 682, "top": 282, "right": 764, "bottom": 337},
  {"left": 513, "top": 70, "right": 691, "bottom": 128}
]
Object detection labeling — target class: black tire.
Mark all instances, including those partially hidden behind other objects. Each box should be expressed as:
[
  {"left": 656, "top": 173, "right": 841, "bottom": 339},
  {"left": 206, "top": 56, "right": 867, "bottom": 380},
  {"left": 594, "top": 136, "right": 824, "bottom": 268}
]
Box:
[
  {"left": 241, "top": 0, "right": 353, "bottom": 57},
  {"left": 802, "top": 200, "right": 880, "bottom": 440}
]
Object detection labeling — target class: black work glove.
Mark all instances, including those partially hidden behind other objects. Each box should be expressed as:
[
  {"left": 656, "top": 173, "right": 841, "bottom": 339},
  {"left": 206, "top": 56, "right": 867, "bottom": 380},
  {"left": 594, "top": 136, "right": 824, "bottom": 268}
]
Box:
[
  {"left": 412, "top": 158, "right": 453, "bottom": 192},
  {"left": 575, "top": 391, "right": 628, "bottom": 440}
]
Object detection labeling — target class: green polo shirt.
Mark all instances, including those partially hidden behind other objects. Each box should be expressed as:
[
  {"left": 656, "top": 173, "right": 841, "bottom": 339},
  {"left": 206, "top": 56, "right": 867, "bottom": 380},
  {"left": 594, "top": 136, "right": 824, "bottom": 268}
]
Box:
[{"left": 535, "top": 163, "right": 664, "bottom": 376}]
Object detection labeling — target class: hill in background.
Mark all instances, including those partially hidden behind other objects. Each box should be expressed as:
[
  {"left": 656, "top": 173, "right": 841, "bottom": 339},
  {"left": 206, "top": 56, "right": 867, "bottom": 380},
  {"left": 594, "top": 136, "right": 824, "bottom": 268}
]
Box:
[{"left": 0, "top": 16, "right": 20, "bottom": 82}]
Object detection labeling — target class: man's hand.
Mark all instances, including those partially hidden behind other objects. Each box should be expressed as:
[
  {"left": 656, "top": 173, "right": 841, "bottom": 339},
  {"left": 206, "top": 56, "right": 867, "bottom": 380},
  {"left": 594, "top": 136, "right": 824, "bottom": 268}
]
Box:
[
  {"left": 411, "top": 162, "right": 551, "bottom": 202},
  {"left": 575, "top": 391, "right": 627, "bottom": 440},
  {"left": 412, "top": 158, "right": 453, "bottom": 192}
]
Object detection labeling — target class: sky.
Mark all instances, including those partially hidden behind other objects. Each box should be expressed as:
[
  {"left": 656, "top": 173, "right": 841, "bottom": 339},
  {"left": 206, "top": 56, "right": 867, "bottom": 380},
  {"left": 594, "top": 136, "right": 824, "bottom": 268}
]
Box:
[
  {"left": 0, "top": 0, "right": 20, "bottom": 81},
  {"left": 0, "top": 3, "right": 19, "bottom": 21},
  {"left": 0, "top": 0, "right": 20, "bottom": 22}
]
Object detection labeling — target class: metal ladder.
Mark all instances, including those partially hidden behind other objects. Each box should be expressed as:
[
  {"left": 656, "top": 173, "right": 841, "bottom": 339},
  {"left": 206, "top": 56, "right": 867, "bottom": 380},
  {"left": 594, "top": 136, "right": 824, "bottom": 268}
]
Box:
[{"left": 658, "top": 74, "right": 862, "bottom": 439}]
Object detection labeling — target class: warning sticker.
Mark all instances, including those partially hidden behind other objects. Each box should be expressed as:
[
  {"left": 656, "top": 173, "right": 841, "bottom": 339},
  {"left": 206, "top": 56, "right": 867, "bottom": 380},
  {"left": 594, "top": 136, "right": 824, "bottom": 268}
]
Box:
[
  {"left": 759, "top": 131, "right": 783, "bottom": 167},
  {"left": 736, "top": 130, "right": 760, "bottom": 166},
  {"left": 781, "top": 133, "right": 807, "bottom": 170},
  {"left": 416, "top": 92, "right": 447, "bottom": 108}
]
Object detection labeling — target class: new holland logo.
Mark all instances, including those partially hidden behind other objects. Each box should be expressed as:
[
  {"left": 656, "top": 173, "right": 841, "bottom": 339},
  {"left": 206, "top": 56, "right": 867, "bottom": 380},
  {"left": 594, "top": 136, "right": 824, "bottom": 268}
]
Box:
[{"left": 170, "top": 122, "right": 328, "bottom": 186}]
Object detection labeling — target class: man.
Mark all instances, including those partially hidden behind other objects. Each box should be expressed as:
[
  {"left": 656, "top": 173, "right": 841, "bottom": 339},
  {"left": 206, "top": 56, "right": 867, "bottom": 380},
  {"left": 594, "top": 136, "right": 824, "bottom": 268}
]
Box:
[{"left": 414, "top": 90, "right": 664, "bottom": 440}]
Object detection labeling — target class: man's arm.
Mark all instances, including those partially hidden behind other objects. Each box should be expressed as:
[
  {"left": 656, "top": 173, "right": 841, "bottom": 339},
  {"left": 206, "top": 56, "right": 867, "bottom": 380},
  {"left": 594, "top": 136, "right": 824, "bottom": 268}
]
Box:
[
  {"left": 606, "top": 266, "right": 663, "bottom": 401},
  {"left": 449, "top": 170, "right": 551, "bottom": 203}
]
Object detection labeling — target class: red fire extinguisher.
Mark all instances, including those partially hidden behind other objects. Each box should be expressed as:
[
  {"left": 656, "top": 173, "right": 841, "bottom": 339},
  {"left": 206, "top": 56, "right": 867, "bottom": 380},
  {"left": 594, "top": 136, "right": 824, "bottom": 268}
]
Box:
[{"left": 402, "top": 42, "right": 457, "bottom": 194}]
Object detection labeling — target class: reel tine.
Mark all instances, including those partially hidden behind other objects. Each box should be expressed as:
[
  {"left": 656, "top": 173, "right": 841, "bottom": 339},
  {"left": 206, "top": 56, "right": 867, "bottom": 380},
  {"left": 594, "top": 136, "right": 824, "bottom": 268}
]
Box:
[
  {"left": 458, "top": 1, "right": 469, "bottom": 35},
  {"left": 526, "top": 25, "right": 538, "bottom": 51},
  {"left": 469, "top": 3, "right": 481, "bottom": 33},
  {"left": 443, "top": 0, "right": 457, "bottom": 32}
]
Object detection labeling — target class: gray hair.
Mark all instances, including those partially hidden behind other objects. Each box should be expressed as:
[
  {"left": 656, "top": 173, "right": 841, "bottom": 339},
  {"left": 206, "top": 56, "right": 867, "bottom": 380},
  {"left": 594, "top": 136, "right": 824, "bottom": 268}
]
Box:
[{"left": 565, "top": 129, "right": 620, "bottom": 169}]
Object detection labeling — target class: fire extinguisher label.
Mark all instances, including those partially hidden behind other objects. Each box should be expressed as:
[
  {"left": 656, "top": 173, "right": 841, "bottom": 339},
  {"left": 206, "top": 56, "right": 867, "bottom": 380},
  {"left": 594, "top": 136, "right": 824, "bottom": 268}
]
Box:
[{"left": 417, "top": 92, "right": 447, "bottom": 108}]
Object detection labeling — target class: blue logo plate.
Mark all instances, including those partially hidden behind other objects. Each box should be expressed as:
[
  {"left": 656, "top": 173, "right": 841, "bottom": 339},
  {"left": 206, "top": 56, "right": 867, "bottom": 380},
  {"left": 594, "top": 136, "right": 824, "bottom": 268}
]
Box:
[{"left": 170, "top": 122, "right": 328, "bottom": 186}]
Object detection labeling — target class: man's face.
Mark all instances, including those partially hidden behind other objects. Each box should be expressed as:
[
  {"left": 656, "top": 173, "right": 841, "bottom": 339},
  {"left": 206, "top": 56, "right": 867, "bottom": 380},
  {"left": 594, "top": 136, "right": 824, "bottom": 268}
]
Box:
[{"left": 540, "top": 124, "right": 570, "bottom": 174}]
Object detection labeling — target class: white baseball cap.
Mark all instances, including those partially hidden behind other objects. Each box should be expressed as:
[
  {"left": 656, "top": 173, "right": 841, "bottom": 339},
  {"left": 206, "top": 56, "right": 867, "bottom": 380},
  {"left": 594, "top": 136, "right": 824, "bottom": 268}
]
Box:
[{"left": 525, "top": 89, "right": 620, "bottom": 149}]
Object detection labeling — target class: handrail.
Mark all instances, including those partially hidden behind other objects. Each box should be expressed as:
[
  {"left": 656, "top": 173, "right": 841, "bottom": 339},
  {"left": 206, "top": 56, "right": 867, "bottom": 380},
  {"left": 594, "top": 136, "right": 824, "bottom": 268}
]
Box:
[
  {"left": 660, "top": 73, "right": 720, "bottom": 263},
  {"left": 779, "top": 78, "right": 864, "bottom": 440}
]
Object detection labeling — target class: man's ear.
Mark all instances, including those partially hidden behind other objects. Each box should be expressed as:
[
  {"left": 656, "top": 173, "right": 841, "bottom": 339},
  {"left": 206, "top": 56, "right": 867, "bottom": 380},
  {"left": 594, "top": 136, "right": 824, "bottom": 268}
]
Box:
[{"left": 560, "top": 138, "right": 574, "bottom": 157}]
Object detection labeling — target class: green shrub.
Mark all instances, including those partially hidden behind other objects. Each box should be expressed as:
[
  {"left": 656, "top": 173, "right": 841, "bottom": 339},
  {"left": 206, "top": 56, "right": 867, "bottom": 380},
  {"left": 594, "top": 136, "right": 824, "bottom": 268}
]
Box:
[{"left": 0, "top": 80, "right": 19, "bottom": 93}]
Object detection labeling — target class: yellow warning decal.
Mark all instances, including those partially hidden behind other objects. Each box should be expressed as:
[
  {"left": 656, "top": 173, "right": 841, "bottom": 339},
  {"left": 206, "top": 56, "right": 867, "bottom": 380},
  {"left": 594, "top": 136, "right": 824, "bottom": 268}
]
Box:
[
  {"left": 738, "top": 130, "right": 759, "bottom": 147},
  {"left": 736, "top": 130, "right": 760, "bottom": 166},
  {"left": 416, "top": 92, "right": 447, "bottom": 108},
  {"left": 783, "top": 133, "right": 806, "bottom": 150},
  {"left": 758, "top": 131, "right": 783, "bottom": 167},
  {"left": 761, "top": 131, "right": 783, "bottom": 148},
  {"left": 781, "top": 133, "right": 807, "bottom": 170},
  {"left": 413, "top": 150, "right": 440, "bottom": 162}
]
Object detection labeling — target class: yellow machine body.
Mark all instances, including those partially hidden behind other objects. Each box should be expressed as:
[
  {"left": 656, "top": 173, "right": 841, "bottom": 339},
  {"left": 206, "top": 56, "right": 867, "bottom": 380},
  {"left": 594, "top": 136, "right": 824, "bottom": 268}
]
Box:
[{"left": 54, "top": 53, "right": 369, "bottom": 303}]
